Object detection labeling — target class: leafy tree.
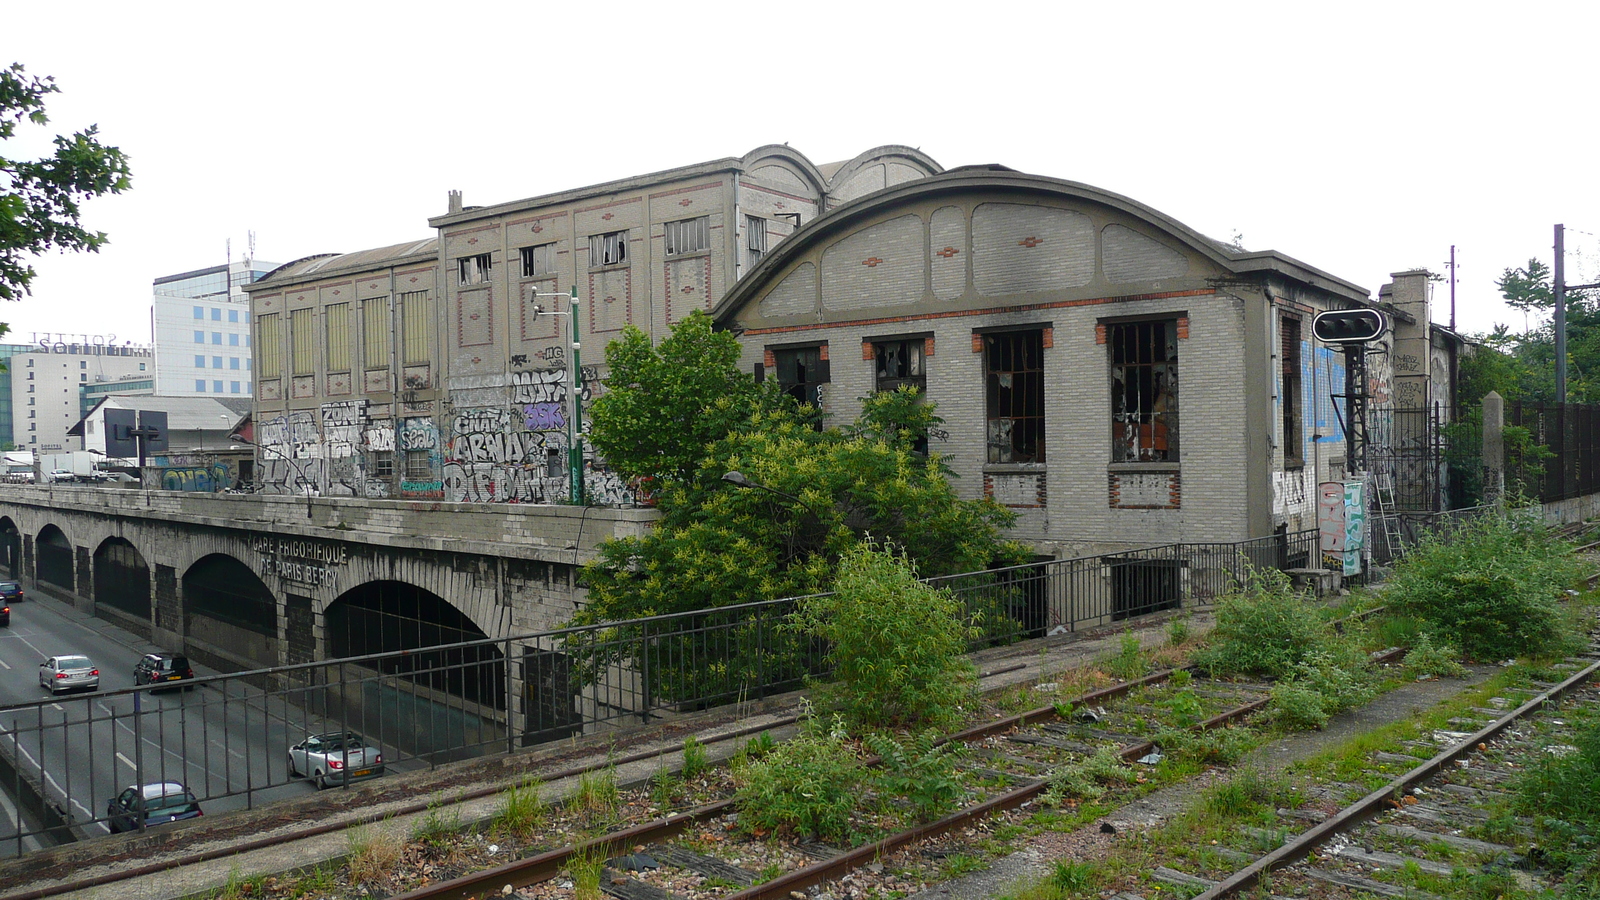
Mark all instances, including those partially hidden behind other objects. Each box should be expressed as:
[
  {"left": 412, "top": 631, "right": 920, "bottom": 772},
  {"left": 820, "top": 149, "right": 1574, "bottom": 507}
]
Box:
[
  {"left": 587, "top": 310, "right": 778, "bottom": 486},
  {"left": 1, "top": 63, "right": 132, "bottom": 302},
  {"left": 573, "top": 314, "right": 1026, "bottom": 704},
  {"left": 1463, "top": 257, "right": 1600, "bottom": 403}
]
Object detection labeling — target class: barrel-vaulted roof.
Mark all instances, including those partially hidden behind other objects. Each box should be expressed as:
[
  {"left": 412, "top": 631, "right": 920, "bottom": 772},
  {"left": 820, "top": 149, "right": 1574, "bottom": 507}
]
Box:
[{"left": 711, "top": 164, "right": 1371, "bottom": 323}]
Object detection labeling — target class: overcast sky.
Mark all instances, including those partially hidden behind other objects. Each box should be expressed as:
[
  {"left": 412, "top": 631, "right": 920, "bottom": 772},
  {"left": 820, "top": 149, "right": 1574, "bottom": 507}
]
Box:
[{"left": 5, "top": 2, "right": 1597, "bottom": 348}]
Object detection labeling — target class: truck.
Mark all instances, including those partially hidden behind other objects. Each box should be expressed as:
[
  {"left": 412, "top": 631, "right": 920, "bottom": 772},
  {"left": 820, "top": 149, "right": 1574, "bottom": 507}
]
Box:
[{"left": 40, "top": 451, "right": 107, "bottom": 483}]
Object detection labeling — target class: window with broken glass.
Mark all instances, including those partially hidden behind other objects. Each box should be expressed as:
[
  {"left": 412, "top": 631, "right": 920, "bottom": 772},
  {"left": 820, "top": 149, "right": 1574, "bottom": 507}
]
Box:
[
  {"left": 1108, "top": 319, "right": 1178, "bottom": 462},
  {"left": 520, "top": 243, "right": 557, "bottom": 278},
  {"left": 873, "top": 338, "right": 926, "bottom": 394},
  {"left": 457, "top": 253, "right": 492, "bottom": 286},
  {"left": 588, "top": 230, "right": 628, "bottom": 267},
  {"left": 772, "top": 345, "right": 827, "bottom": 411},
  {"left": 1281, "top": 315, "right": 1303, "bottom": 466},
  {"left": 984, "top": 330, "right": 1045, "bottom": 463},
  {"left": 664, "top": 217, "right": 709, "bottom": 256}
]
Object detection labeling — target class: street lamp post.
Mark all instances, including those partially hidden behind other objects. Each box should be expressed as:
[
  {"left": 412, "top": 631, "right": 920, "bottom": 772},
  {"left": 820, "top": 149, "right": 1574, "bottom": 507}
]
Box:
[{"left": 530, "top": 287, "right": 585, "bottom": 505}]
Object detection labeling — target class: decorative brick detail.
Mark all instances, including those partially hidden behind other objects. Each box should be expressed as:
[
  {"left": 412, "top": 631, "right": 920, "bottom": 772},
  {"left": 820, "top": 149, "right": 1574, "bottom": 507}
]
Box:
[
  {"left": 1176, "top": 316, "right": 1189, "bottom": 339},
  {"left": 1108, "top": 471, "right": 1182, "bottom": 509},
  {"left": 862, "top": 257, "right": 883, "bottom": 268},
  {"left": 971, "top": 333, "right": 984, "bottom": 353},
  {"left": 369, "top": 283, "right": 378, "bottom": 290},
  {"left": 332, "top": 289, "right": 341, "bottom": 296},
  {"left": 1042, "top": 326, "right": 1053, "bottom": 349},
  {"left": 409, "top": 276, "right": 419, "bottom": 283},
  {"left": 763, "top": 348, "right": 777, "bottom": 369},
  {"left": 862, "top": 341, "right": 875, "bottom": 361},
  {"left": 1018, "top": 236, "right": 1043, "bottom": 248},
  {"left": 532, "top": 224, "right": 543, "bottom": 233},
  {"left": 1095, "top": 323, "right": 1107, "bottom": 345},
  {"left": 817, "top": 343, "right": 829, "bottom": 361},
  {"left": 467, "top": 236, "right": 478, "bottom": 244},
  {"left": 936, "top": 246, "right": 960, "bottom": 258},
  {"left": 925, "top": 337, "right": 935, "bottom": 357},
  {"left": 602, "top": 212, "right": 614, "bottom": 221},
  {"left": 679, "top": 198, "right": 692, "bottom": 207}
]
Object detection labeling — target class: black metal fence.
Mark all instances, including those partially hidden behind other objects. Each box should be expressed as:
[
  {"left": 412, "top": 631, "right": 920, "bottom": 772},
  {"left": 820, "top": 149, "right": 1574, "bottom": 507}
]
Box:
[
  {"left": 0, "top": 529, "right": 1317, "bottom": 857},
  {"left": 1507, "top": 400, "right": 1600, "bottom": 503}
]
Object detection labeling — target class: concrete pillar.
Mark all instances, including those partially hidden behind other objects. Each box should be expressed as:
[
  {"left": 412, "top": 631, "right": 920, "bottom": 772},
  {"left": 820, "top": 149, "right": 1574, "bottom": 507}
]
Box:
[{"left": 1482, "top": 391, "right": 1505, "bottom": 510}]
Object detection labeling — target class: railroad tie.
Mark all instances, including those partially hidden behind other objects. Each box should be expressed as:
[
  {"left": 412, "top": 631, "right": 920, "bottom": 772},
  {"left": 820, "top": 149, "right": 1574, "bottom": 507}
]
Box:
[{"left": 641, "top": 843, "right": 759, "bottom": 886}]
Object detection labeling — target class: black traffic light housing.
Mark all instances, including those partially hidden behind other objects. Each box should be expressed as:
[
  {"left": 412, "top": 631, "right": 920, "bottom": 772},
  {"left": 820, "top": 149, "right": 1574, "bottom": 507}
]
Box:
[{"left": 1312, "top": 308, "right": 1388, "bottom": 343}]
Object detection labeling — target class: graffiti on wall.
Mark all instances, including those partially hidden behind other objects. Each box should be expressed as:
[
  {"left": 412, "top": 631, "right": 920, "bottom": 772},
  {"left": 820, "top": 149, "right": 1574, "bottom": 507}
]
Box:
[{"left": 398, "top": 417, "right": 443, "bottom": 499}]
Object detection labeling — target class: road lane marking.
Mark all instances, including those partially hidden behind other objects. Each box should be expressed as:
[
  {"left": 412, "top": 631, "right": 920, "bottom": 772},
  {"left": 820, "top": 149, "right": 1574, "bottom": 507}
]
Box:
[
  {"left": 116, "top": 752, "right": 136, "bottom": 770},
  {"left": 0, "top": 658, "right": 10, "bottom": 670}
]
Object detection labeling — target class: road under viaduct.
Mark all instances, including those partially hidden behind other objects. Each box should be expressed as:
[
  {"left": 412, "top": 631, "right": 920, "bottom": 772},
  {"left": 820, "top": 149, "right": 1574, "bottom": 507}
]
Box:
[{"left": 0, "top": 486, "right": 654, "bottom": 742}]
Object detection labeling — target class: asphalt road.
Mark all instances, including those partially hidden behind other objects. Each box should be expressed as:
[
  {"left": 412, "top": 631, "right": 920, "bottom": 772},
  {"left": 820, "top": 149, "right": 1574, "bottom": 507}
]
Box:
[{"left": 0, "top": 584, "right": 369, "bottom": 854}]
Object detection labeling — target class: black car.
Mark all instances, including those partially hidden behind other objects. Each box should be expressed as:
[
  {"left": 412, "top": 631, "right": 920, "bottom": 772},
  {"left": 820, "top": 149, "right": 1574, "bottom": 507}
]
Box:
[
  {"left": 106, "top": 782, "right": 203, "bottom": 832},
  {"left": 0, "top": 581, "right": 23, "bottom": 603},
  {"left": 133, "top": 653, "right": 195, "bottom": 690}
]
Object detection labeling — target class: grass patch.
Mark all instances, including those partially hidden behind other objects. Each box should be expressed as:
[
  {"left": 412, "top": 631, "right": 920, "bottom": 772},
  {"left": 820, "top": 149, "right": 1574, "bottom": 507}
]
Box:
[
  {"left": 345, "top": 821, "right": 403, "bottom": 887},
  {"left": 493, "top": 776, "right": 548, "bottom": 839}
]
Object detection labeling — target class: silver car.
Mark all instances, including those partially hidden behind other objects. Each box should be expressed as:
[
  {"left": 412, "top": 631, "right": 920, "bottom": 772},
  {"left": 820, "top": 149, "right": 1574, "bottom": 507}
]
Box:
[
  {"left": 40, "top": 655, "right": 99, "bottom": 694},
  {"left": 288, "top": 732, "right": 385, "bottom": 789}
]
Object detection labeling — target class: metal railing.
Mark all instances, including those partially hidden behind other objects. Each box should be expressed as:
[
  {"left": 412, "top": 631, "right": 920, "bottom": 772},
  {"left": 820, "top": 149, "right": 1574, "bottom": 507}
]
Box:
[{"left": 0, "top": 529, "right": 1318, "bottom": 857}]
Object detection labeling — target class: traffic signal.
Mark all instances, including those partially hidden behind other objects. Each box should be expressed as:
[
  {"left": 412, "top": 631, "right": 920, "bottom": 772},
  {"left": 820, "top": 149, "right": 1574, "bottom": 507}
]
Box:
[{"left": 1312, "top": 308, "right": 1388, "bottom": 343}]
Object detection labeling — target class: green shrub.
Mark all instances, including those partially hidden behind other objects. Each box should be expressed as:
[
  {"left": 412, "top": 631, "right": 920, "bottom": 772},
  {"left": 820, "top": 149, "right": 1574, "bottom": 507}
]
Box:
[
  {"left": 1266, "top": 647, "right": 1375, "bottom": 730},
  {"left": 1382, "top": 512, "right": 1585, "bottom": 661},
  {"left": 794, "top": 543, "right": 977, "bottom": 731},
  {"left": 864, "top": 730, "right": 966, "bottom": 822},
  {"left": 681, "top": 735, "right": 709, "bottom": 778},
  {"left": 1043, "top": 746, "right": 1138, "bottom": 804},
  {"left": 734, "top": 715, "right": 864, "bottom": 841},
  {"left": 1403, "top": 631, "right": 1467, "bottom": 680},
  {"left": 1106, "top": 631, "right": 1147, "bottom": 680},
  {"left": 1191, "top": 569, "right": 1322, "bottom": 679}
]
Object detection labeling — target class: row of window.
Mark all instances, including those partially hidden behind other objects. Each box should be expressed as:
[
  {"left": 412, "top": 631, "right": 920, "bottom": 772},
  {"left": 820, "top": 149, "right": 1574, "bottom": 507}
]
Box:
[
  {"left": 768, "top": 320, "right": 1183, "bottom": 465},
  {"left": 457, "top": 216, "right": 773, "bottom": 286},
  {"left": 194, "top": 356, "right": 249, "bottom": 371},
  {"left": 194, "top": 331, "right": 248, "bottom": 347},
  {"left": 195, "top": 380, "right": 247, "bottom": 394},
  {"left": 368, "top": 449, "right": 432, "bottom": 481},
  {"left": 256, "top": 292, "right": 432, "bottom": 378},
  {"left": 192, "top": 306, "right": 248, "bottom": 323}
]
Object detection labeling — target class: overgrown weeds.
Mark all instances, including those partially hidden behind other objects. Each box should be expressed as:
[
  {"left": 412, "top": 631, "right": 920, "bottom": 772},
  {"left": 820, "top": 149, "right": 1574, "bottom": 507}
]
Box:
[
  {"left": 1381, "top": 511, "right": 1587, "bottom": 660},
  {"left": 493, "top": 776, "right": 547, "bottom": 838},
  {"left": 1511, "top": 705, "right": 1600, "bottom": 894},
  {"left": 733, "top": 713, "right": 864, "bottom": 842},
  {"left": 794, "top": 543, "right": 977, "bottom": 732},
  {"left": 864, "top": 730, "right": 966, "bottom": 822},
  {"left": 345, "top": 821, "right": 403, "bottom": 887},
  {"left": 1190, "top": 568, "right": 1322, "bottom": 679}
]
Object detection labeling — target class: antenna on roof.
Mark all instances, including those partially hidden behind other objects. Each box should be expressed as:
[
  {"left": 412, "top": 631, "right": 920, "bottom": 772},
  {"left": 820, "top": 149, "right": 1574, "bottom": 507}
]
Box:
[{"left": 248, "top": 230, "right": 256, "bottom": 265}]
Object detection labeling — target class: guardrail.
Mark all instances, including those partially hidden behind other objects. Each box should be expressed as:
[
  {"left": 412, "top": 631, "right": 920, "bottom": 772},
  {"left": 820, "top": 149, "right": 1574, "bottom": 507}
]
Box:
[{"left": 0, "top": 529, "right": 1318, "bottom": 857}]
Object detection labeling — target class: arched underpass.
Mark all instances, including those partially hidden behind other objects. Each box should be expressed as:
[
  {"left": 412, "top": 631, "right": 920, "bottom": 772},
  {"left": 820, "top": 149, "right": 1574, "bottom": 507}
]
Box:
[
  {"left": 183, "top": 554, "right": 279, "bottom": 671},
  {"left": 35, "top": 525, "right": 72, "bottom": 593},
  {"left": 325, "top": 582, "right": 506, "bottom": 761},
  {"left": 0, "top": 516, "right": 19, "bottom": 580},
  {"left": 93, "top": 537, "right": 151, "bottom": 628}
]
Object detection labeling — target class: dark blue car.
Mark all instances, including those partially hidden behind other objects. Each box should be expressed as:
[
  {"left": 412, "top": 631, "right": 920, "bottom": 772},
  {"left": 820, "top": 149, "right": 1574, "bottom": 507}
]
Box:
[{"left": 106, "top": 782, "right": 203, "bottom": 833}]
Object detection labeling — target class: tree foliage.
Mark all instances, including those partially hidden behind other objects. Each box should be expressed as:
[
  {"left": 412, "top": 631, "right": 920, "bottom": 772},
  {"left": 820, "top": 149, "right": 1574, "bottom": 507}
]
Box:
[
  {"left": 573, "top": 312, "right": 1025, "bottom": 703},
  {"left": 1459, "top": 257, "right": 1600, "bottom": 404},
  {"left": 1, "top": 63, "right": 131, "bottom": 302}
]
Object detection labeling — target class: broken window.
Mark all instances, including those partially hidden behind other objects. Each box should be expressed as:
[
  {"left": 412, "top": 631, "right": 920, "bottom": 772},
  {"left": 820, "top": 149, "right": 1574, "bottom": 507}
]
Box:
[
  {"left": 771, "top": 345, "right": 828, "bottom": 410},
  {"left": 588, "top": 230, "right": 628, "bottom": 267},
  {"left": 1281, "top": 315, "right": 1303, "bottom": 466},
  {"left": 371, "top": 450, "right": 394, "bottom": 478},
  {"left": 1108, "top": 319, "right": 1178, "bottom": 462},
  {"left": 984, "top": 330, "right": 1045, "bottom": 463},
  {"left": 664, "top": 217, "right": 709, "bottom": 256},
  {"left": 457, "top": 253, "right": 492, "bottom": 286},
  {"left": 746, "top": 215, "right": 768, "bottom": 268},
  {"left": 520, "top": 243, "right": 557, "bottom": 278},
  {"left": 873, "top": 338, "right": 926, "bottom": 394},
  {"left": 404, "top": 450, "right": 431, "bottom": 481}
]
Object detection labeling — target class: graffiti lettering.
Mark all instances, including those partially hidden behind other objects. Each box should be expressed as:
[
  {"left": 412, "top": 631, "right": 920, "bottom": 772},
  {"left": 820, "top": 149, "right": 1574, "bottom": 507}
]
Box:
[
  {"left": 1393, "top": 352, "right": 1421, "bottom": 373},
  {"left": 510, "top": 354, "right": 529, "bottom": 368},
  {"left": 511, "top": 369, "right": 566, "bottom": 405},
  {"left": 523, "top": 402, "right": 565, "bottom": 431}
]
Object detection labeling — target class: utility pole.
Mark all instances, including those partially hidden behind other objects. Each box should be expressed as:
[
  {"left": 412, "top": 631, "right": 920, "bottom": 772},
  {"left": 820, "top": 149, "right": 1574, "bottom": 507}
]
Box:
[
  {"left": 1555, "top": 224, "right": 1567, "bottom": 403},
  {"left": 1448, "top": 245, "right": 1457, "bottom": 332}
]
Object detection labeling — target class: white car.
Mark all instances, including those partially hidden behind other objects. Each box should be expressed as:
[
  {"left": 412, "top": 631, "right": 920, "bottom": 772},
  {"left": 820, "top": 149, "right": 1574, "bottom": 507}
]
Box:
[
  {"left": 45, "top": 470, "right": 76, "bottom": 483},
  {"left": 288, "top": 732, "right": 385, "bottom": 789}
]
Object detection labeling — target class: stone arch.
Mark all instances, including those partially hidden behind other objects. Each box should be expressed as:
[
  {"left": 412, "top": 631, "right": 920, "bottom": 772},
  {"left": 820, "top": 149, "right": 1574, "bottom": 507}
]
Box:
[
  {"left": 182, "top": 553, "right": 278, "bottom": 671},
  {"left": 94, "top": 537, "right": 151, "bottom": 622},
  {"left": 325, "top": 580, "right": 505, "bottom": 712},
  {"left": 35, "top": 525, "right": 73, "bottom": 591},
  {"left": 0, "top": 516, "right": 20, "bottom": 579}
]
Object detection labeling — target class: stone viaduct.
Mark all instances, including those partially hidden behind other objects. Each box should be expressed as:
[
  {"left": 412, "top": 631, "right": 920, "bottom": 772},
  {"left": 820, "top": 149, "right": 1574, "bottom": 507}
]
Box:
[{"left": 0, "top": 485, "right": 655, "bottom": 742}]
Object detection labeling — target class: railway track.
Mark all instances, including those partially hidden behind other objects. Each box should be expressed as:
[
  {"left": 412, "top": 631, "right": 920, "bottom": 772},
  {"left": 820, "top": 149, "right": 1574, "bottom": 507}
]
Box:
[{"left": 366, "top": 670, "right": 1286, "bottom": 900}]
